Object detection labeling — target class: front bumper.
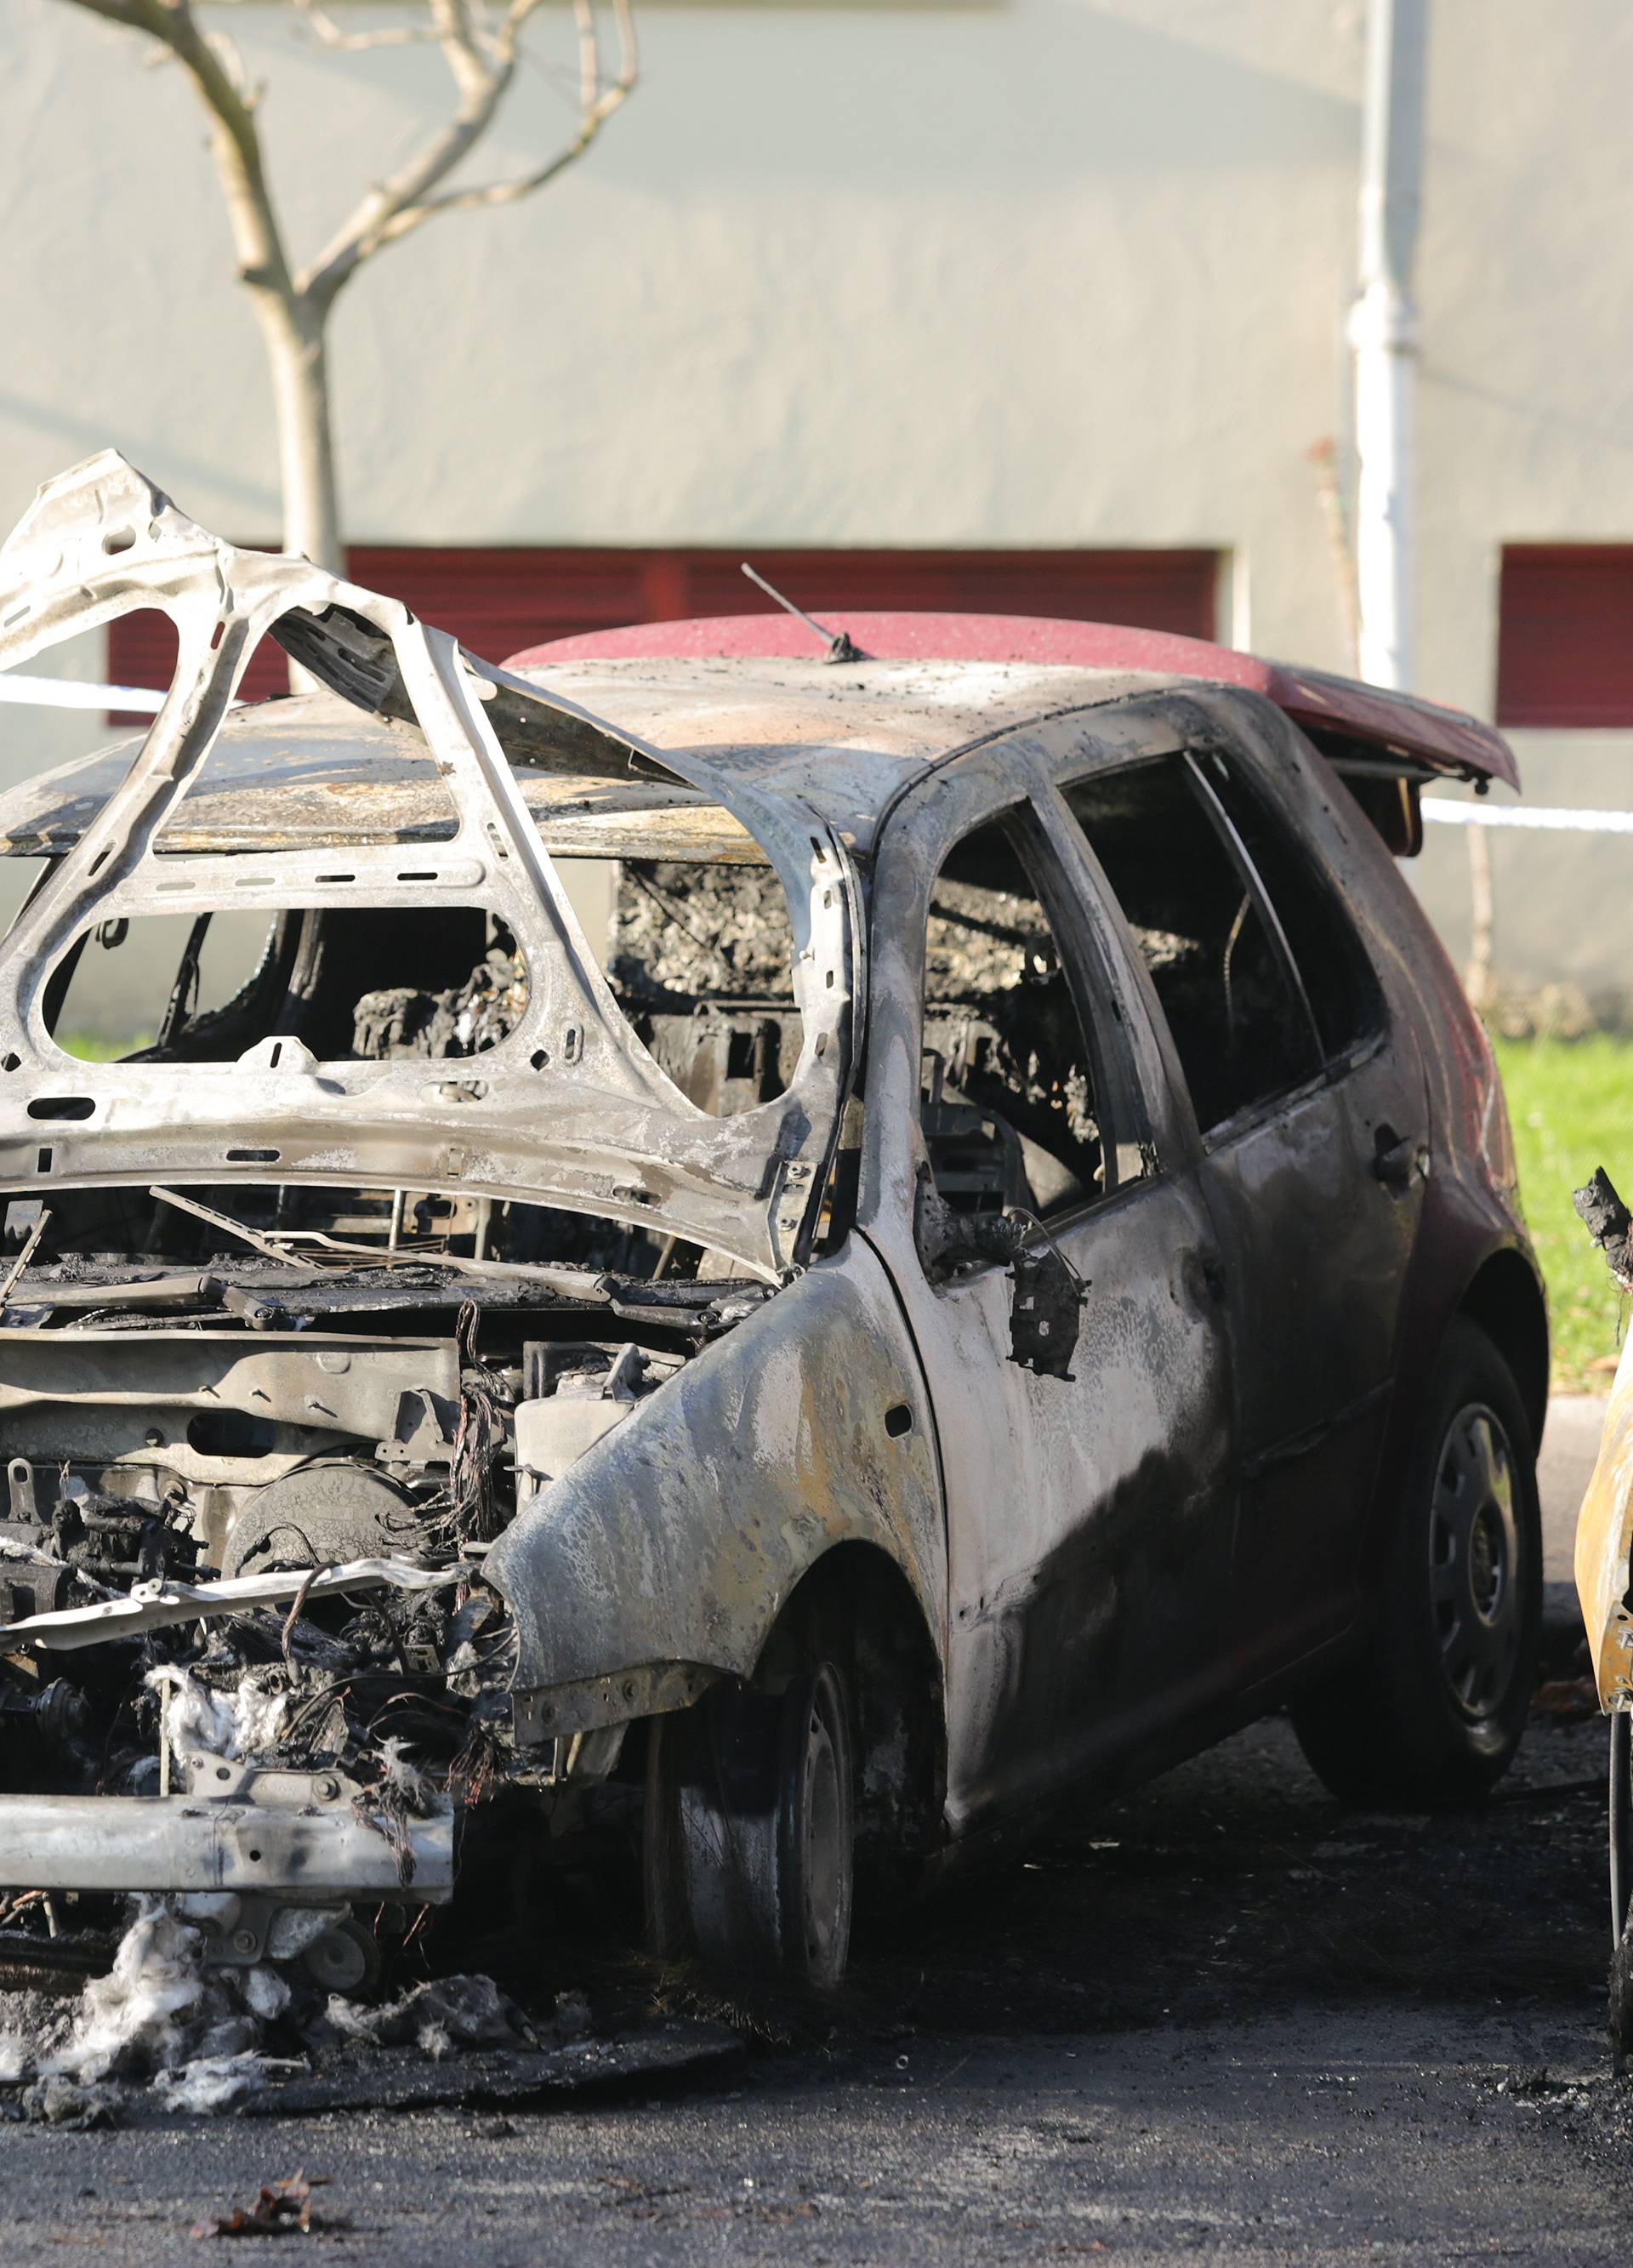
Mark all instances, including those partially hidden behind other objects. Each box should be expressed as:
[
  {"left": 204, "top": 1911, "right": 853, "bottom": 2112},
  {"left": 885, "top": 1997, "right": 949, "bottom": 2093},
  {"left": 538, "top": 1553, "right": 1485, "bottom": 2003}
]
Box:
[{"left": 0, "top": 1770, "right": 453, "bottom": 1904}]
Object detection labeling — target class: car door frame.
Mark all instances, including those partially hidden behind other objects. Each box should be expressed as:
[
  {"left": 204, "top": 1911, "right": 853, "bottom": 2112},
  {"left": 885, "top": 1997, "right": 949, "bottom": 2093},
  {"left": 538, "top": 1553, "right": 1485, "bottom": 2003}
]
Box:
[
  {"left": 854, "top": 715, "right": 1242, "bottom": 1841},
  {"left": 1050, "top": 687, "right": 1432, "bottom": 1684},
  {"left": 1174, "top": 692, "right": 1432, "bottom": 1674}
]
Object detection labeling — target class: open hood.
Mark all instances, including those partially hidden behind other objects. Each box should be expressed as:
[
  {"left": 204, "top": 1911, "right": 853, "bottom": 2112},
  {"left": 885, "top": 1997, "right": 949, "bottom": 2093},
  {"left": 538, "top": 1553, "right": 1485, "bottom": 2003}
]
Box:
[{"left": 0, "top": 454, "right": 858, "bottom": 1279}]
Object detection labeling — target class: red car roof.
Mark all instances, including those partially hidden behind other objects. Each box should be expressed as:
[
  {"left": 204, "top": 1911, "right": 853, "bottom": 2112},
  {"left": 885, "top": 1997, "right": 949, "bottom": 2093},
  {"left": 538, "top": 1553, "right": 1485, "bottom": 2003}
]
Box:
[{"left": 506, "top": 612, "right": 1517, "bottom": 792}]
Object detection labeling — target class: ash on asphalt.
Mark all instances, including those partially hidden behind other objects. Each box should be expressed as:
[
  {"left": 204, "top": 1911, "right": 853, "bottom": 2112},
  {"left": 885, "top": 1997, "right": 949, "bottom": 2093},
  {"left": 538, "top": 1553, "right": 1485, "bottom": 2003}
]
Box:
[{"left": 2, "top": 1644, "right": 1631, "bottom": 2260}]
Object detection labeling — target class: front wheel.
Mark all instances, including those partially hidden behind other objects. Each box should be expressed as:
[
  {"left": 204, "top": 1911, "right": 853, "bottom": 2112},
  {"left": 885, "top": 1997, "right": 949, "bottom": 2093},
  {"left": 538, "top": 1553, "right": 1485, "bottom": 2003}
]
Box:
[
  {"left": 1292, "top": 1317, "right": 1541, "bottom": 1806},
  {"left": 645, "top": 1660, "right": 856, "bottom": 1992}
]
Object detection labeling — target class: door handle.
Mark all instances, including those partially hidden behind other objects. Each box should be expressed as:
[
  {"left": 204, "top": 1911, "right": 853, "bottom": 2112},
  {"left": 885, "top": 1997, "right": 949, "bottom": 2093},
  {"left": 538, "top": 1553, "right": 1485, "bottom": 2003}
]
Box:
[{"left": 1373, "top": 1126, "right": 1428, "bottom": 1190}]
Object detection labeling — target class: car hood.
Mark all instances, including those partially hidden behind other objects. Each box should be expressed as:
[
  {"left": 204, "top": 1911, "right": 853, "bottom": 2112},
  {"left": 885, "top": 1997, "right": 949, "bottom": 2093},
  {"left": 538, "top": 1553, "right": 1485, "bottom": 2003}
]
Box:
[{"left": 0, "top": 453, "right": 859, "bottom": 1279}]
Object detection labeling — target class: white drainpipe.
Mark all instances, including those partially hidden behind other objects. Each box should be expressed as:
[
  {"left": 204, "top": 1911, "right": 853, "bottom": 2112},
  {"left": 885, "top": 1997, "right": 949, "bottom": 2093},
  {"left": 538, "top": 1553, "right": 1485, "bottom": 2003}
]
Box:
[{"left": 1351, "top": 0, "right": 1429, "bottom": 692}]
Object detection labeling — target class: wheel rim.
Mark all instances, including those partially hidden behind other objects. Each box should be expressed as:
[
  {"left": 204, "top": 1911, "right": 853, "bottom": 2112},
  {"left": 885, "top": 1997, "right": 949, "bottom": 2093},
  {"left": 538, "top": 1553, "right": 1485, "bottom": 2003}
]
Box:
[
  {"left": 1429, "top": 1401, "right": 1522, "bottom": 1720},
  {"left": 799, "top": 1685, "right": 851, "bottom": 1982}
]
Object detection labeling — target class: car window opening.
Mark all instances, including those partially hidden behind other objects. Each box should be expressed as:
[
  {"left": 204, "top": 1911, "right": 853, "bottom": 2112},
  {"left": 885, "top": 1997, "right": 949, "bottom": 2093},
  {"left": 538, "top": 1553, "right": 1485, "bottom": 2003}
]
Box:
[
  {"left": 608, "top": 858, "right": 799, "bottom": 1114},
  {"left": 919, "top": 816, "right": 1105, "bottom": 1223},
  {"left": 1062, "top": 758, "right": 1322, "bottom": 1135},
  {"left": 1186, "top": 745, "right": 1385, "bottom": 1062}
]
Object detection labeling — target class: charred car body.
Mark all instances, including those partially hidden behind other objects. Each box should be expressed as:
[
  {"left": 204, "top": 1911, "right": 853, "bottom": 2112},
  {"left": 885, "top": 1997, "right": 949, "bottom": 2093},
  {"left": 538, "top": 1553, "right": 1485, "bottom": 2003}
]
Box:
[{"left": 0, "top": 455, "right": 1546, "bottom": 1992}]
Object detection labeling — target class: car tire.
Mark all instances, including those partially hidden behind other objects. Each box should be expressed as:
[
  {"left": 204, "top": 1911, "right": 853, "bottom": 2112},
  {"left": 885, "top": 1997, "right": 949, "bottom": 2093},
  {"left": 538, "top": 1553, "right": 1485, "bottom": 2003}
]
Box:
[
  {"left": 644, "top": 1660, "right": 856, "bottom": 1992},
  {"left": 1291, "top": 1316, "right": 1541, "bottom": 1806}
]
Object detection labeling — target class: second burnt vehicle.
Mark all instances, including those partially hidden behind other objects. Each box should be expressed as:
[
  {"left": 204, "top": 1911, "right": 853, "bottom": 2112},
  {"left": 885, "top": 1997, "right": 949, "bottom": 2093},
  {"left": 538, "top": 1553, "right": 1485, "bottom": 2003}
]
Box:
[{"left": 0, "top": 454, "right": 1545, "bottom": 1993}]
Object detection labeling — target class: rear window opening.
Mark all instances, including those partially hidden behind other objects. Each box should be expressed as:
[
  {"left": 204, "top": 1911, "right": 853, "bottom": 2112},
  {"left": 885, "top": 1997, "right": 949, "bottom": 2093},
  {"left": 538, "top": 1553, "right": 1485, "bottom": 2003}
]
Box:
[
  {"left": 1065, "top": 760, "right": 1319, "bottom": 1133},
  {"left": 1063, "top": 751, "right": 1381, "bottom": 1135}
]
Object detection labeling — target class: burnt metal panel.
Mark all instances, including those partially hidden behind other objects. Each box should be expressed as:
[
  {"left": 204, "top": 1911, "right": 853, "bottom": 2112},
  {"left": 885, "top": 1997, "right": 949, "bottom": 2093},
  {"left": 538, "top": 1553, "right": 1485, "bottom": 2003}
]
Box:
[
  {"left": 486, "top": 1238, "right": 945, "bottom": 1729},
  {"left": 0, "top": 454, "right": 858, "bottom": 1278}
]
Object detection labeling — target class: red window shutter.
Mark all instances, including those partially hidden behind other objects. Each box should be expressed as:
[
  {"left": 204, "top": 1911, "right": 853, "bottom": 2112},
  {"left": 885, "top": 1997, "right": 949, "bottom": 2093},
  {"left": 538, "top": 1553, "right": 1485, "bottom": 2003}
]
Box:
[
  {"left": 108, "top": 545, "right": 1216, "bottom": 717},
  {"left": 1497, "top": 546, "right": 1633, "bottom": 727},
  {"left": 657, "top": 549, "right": 1216, "bottom": 638}
]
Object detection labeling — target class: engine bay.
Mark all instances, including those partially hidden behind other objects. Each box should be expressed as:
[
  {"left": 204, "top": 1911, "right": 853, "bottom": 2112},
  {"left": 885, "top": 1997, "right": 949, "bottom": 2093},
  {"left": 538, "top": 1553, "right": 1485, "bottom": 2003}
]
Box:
[
  {"left": 0, "top": 865, "right": 803, "bottom": 1986},
  {"left": 0, "top": 888, "right": 803, "bottom": 1993}
]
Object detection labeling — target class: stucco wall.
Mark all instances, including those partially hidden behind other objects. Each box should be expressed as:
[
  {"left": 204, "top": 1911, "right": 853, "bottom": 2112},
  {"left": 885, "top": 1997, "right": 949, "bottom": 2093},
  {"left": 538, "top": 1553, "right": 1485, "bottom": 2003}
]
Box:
[{"left": 3, "top": 0, "right": 1632, "bottom": 1028}]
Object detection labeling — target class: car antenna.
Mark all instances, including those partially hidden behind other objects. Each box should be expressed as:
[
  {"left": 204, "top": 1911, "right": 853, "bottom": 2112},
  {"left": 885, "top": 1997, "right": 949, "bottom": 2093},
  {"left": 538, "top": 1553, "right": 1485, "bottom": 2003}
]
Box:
[{"left": 740, "top": 561, "right": 866, "bottom": 664}]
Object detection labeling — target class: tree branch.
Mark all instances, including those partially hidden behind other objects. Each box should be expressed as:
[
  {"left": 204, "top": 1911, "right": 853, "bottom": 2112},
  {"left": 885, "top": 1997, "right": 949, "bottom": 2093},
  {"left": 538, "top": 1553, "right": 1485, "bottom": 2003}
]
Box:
[
  {"left": 299, "top": 0, "right": 634, "bottom": 306},
  {"left": 51, "top": 0, "right": 641, "bottom": 575},
  {"left": 290, "top": 0, "right": 441, "bottom": 55},
  {"left": 61, "top": 0, "right": 297, "bottom": 308}
]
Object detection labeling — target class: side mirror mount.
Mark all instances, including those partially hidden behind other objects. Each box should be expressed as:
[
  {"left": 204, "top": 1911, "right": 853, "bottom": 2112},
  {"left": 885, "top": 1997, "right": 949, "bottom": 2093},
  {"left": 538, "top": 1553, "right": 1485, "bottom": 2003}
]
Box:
[
  {"left": 913, "top": 1169, "right": 1089, "bottom": 1380},
  {"left": 1008, "top": 1237, "right": 1088, "bottom": 1382},
  {"left": 915, "top": 1164, "right": 1025, "bottom": 1281}
]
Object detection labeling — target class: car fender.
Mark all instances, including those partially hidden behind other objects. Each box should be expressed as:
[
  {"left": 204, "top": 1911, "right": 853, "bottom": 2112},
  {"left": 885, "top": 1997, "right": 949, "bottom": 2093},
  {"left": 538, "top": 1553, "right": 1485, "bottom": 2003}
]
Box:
[
  {"left": 485, "top": 1236, "right": 946, "bottom": 1737},
  {"left": 1344, "top": 1155, "right": 1543, "bottom": 1620}
]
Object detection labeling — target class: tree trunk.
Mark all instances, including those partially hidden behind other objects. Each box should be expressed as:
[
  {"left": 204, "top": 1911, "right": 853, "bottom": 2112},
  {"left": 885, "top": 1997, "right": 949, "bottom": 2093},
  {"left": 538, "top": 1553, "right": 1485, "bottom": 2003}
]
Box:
[
  {"left": 253, "top": 293, "right": 343, "bottom": 576},
  {"left": 248, "top": 292, "right": 342, "bottom": 692}
]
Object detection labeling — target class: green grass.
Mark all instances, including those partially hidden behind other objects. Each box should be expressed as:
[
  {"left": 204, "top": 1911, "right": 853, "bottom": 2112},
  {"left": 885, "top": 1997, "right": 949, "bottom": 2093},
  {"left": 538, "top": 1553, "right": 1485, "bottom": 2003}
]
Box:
[
  {"left": 1494, "top": 1035, "right": 1633, "bottom": 1393},
  {"left": 54, "top": 1032, "right": 154, "bottom": 1062}
]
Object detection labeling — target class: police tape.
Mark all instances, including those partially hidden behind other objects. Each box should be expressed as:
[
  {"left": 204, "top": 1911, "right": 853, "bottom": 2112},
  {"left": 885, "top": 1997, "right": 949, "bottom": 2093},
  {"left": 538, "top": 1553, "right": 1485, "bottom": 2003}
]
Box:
[
  {"left": 0, "top": 675, "right": 163, "bottom": 714},
  {"left": 1421, "top": 797, "right": 1633, "bottom": 835}
]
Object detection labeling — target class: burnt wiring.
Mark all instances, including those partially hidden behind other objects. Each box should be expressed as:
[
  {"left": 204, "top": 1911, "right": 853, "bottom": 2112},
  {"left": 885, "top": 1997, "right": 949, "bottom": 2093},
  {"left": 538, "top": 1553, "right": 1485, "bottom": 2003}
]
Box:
[
  {"left": 156, "top": 912, "right": 211, "bottom": 1050},
  {"left": 450, "top": 1299, "right": 514, "bottom": 1546}
]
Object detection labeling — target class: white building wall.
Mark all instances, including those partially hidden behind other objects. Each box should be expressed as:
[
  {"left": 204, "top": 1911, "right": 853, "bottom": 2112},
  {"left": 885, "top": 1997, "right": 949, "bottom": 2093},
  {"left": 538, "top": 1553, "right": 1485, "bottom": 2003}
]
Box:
[{"left": 3, "top": 0, "right": 1633, "bottom": 1020}]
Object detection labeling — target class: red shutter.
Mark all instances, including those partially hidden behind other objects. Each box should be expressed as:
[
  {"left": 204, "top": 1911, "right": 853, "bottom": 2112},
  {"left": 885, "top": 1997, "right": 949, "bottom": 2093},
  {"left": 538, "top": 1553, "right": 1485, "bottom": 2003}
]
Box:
[
  {"left": 109, "top": 546, "right": 1216, "bottom": 718},
  {"left": 1497, "top": 545, "right": 1633, "bottom": 727}
]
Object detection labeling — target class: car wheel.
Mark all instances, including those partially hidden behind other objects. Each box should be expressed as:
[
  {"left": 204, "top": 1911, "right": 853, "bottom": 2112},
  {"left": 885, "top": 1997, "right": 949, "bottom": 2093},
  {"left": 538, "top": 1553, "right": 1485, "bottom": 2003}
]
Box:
[
  {"left": 1292, "top": 1317, "right": 1541, "bottom": 1805},
  {"left": 644, "top": 1660, "right": 856, "bottom": 1992}
]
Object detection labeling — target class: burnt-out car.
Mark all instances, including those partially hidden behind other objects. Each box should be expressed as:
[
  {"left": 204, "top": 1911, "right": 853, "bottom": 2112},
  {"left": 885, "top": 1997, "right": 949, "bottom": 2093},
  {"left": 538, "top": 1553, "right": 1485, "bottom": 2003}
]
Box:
[{"left": 0, "top": 455, "right": 1545, "bottom": 1994}]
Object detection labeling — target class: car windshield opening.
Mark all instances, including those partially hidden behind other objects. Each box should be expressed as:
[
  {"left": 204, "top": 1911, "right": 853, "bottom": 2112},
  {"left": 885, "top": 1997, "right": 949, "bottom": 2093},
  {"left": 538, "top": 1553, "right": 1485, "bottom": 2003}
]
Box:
[{"left": 34, "top": 847, "right": 803, "bottom": 1120}]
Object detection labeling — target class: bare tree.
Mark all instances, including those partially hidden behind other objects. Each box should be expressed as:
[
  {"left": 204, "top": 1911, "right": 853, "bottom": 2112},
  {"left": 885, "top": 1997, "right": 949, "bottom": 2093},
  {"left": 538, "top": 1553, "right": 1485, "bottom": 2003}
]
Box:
[{"left": 57, "top": 0, "right": 638, "bottom": 574}]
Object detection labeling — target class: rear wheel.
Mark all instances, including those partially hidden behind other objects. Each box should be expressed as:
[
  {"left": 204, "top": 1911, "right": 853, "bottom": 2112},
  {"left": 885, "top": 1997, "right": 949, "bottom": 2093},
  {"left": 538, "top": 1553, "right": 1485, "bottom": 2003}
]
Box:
[
  {"left": 1292, "top": 1318, "right": 1540, "bottom": 1805},
  {"left": 645, "top": 1660, "right": 855, "bottom": 1992}
]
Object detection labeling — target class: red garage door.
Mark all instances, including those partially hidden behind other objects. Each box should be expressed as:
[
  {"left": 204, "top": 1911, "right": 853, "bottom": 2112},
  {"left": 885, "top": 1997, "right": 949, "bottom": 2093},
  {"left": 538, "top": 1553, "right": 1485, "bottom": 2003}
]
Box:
[
  {"left": 109, "top": 545, "right": 1218, "bottom": 716},
  {"left": 1496, "top": 545, "right": 1633, "bottom": 727}
]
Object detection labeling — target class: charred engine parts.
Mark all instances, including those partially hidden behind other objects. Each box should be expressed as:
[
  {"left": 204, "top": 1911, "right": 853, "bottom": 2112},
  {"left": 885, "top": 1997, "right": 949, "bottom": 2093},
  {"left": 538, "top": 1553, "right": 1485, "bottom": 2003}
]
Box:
[
  {"left": 515, "top": 1340, "right": 674, "bottom": 1501},
  {"left": 0, "top": 1295, "right": 748, "bottom": 1940}
]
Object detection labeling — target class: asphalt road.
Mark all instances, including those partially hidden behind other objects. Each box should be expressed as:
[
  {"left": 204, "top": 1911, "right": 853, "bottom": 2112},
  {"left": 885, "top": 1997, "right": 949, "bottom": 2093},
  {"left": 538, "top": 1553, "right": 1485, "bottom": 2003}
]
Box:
[
  {"left": 1540, "top": 1393, "right": 1608, "bottom": 1588},
  {"left": 0, "top": 1397, "right": 1627, "bottom": 2266}
]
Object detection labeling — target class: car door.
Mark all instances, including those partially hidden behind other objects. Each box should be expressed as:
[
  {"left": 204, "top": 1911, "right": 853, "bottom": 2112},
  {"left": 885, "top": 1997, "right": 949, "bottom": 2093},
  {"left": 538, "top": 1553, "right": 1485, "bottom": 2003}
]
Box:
[
  {"left": 856, "top": 745, "right": 1238, "bottom": 1842},
  {"left": 1060, "top": 723, "right": 1428, "bottom": 1678}
]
